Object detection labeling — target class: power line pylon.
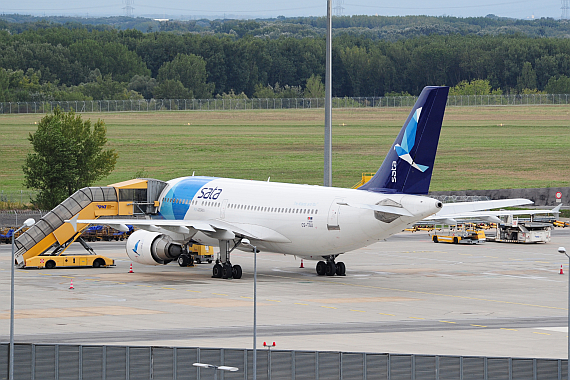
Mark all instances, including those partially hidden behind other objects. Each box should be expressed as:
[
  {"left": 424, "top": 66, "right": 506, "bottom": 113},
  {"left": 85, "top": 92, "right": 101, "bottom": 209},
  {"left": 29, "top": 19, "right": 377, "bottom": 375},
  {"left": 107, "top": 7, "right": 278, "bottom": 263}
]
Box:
[{"left": 122, "top": 0, "right": 134, "bottom": 17}]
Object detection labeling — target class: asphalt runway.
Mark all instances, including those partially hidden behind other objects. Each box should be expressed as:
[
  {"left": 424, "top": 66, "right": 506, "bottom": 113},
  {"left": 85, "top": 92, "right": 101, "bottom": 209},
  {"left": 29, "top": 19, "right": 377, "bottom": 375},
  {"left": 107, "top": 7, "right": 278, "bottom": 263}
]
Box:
[{"left": 1, "top": 228, "right": 570, "bottom": 359}]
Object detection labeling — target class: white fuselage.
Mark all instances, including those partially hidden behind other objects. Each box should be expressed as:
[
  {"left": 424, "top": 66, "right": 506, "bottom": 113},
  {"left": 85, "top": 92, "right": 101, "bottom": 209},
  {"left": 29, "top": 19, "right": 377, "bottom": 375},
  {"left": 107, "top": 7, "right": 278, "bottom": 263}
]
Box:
[{"left": 155, "top": 177, "right": 441, "bottom": 260}]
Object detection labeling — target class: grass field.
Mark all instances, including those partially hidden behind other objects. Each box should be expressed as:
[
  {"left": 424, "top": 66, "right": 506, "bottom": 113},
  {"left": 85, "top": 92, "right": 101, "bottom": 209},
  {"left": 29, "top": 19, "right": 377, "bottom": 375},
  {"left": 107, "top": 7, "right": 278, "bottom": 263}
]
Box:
[{"left": 1, "top": 105, "right": 569, "bottom": 194}]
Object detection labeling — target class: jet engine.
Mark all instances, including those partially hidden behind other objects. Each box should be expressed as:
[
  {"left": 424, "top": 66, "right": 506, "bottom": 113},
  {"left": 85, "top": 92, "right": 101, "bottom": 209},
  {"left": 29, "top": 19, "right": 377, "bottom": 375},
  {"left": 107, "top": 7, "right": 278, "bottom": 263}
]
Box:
[{"left": 126, "top": 230, "right": 183, "bottom": 265}]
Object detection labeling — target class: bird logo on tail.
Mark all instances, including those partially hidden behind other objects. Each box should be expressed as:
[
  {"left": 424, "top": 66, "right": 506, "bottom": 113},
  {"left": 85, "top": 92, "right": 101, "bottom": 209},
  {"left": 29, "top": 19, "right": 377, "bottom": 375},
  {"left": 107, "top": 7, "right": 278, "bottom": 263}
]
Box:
[{"left": 393, "top": 107, "right": 429, "bottom": 172}]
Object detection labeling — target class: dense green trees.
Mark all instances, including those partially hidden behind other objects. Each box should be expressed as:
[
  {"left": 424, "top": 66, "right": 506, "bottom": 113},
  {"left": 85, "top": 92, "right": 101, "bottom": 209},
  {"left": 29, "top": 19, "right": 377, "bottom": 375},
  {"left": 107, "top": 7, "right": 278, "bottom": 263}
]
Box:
[
  {"left": 2, "top": 20, "right": 570, "bottom": 102},
  {"left": 23, "top": 108, "right": 118, "bottom": 209}
]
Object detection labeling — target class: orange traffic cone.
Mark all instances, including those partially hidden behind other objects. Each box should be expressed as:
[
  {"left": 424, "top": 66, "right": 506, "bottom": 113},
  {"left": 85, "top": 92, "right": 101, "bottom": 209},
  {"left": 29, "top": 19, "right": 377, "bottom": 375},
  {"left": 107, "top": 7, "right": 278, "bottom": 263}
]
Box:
[
  {"left": 560, "top": 265, "right": 564, "bottom": 275},
  {"left": 129, "top": 263, "right": 134, "bottom": 273},
  {"left": 69, "top": 279, "right": 74, "bottom": 290},
  {"left": 299, "top": 259, "right": 304, "bottom": 268}
]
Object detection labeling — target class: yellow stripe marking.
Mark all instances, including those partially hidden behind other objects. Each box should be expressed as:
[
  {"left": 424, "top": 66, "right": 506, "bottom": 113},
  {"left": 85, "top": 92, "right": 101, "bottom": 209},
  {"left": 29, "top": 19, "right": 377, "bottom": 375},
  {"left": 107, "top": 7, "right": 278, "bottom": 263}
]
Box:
[
  {"left": 500, "top": 328, "right": 518, "bottom": 331},
  {"left": 439, "top": 320, "right": 456, "bottom": 324},
  {"left": 378, "top": 313, "right": 395, "bottom": 316},
  {"left": 408, "top": 317, "right": 425, "bottom": 320},
  {"left": 533, "top": 332, "right": 550, "bottom": 335},
  {"left": 266, "top": 299, "right": 281, "bottom": 302},
  {"left": 470, "top": 324, "right": 487, "bottom": 327},
  {"left": 240, "top": 296, "right": 253, "bottom": 299},
  {"left": 350, "top": 309, "right": 366, "bottom": 313},
  {"left": 186, "top": 290, "right": 201, "bottom": 293},
  {"left": 161, "top": 287, "right": 175, "bottom": 290},
  {"left": 535, "top": 261, "right": 550, "bottom": 264},
  {"left": 212, "top": 293, "right": 228, "bottom": 296},
  {"left": 485, "top": 256, "right": 499, "bottom": 258},
  {"left": 295, "top": 303, "right": 309, "bottom": 306},
  {"left": 321, "top": 306, "right": 337, "bottom": 309}
]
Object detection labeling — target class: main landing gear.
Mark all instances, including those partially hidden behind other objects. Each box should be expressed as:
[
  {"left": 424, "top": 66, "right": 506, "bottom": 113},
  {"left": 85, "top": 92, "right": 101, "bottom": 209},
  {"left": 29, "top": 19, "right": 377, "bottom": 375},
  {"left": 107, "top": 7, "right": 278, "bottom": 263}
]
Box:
[
  {"left": 316, "top": 256, "right": 346, "bottom": 276},
  {"left": 212, "top": 239, "right": 243, "bottom": 279}
]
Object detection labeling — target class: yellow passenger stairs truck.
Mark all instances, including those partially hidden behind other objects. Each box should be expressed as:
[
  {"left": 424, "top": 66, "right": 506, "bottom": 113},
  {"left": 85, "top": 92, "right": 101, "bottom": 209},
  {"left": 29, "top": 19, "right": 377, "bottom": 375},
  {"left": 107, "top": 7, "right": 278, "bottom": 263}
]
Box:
[{"left": 13, "top": 178, "right": 167, "bottom": 269}]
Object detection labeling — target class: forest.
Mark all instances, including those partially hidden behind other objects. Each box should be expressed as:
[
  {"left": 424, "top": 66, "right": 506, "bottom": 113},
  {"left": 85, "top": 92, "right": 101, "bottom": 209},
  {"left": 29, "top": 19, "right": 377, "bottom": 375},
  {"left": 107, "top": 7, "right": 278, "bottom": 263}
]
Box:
[{"left": 1, "top": 14, "right": 570, "bottom": 102}]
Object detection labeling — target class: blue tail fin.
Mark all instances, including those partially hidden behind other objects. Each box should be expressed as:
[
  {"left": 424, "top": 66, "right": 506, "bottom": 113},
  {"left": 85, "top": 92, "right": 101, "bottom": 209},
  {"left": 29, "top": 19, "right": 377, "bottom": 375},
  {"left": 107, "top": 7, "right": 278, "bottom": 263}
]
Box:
[{"left": 358, "top": 86, "right": 449, "bottom": 195}]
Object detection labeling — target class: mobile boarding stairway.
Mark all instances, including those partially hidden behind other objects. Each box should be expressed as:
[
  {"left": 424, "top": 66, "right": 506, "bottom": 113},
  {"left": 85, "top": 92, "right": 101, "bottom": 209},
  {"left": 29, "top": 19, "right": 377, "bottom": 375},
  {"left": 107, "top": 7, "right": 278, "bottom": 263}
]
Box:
[{"left": 14, "top": 179, "right": 166, "bottom": 267}]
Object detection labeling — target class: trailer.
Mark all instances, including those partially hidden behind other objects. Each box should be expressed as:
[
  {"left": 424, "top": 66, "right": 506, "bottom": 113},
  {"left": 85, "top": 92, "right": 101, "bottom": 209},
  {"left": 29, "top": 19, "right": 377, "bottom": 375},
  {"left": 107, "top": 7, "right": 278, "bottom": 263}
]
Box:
[{"left": 487, "top": 220, "right": 551, "bottom": 243}]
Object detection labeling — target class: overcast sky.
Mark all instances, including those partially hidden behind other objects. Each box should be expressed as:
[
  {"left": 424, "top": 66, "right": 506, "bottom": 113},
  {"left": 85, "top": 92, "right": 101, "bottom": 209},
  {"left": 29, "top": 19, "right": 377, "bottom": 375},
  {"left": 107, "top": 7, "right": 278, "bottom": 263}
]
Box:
[{"left": 2, "top": 0, "right": 563, "bottom": 20}]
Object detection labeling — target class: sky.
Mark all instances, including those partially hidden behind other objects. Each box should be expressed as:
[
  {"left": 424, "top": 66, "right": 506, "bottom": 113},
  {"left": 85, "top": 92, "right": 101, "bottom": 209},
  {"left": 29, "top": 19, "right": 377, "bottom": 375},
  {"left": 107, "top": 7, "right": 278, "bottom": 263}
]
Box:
[{"left": 1, "top": 0, "right": 565, "bottom": 20}]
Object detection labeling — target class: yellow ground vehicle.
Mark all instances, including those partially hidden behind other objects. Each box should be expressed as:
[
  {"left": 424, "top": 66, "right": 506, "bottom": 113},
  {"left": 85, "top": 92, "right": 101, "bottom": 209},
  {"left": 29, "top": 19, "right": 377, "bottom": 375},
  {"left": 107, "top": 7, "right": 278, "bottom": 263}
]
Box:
[
  {"left": 177, "top": 244, "right": 215, "bottom": 266},
  {"left": 190, "top": 244, "right": 214, "bottom": 264},
  {"left": 432, "top": 229, "right": 486, "bottom": 244},
  {"left": 24, "top": 254, "right": 114, "bottom": 269},
  {"left": 553, "top": 220, "right": 569, "bottom": 228}
]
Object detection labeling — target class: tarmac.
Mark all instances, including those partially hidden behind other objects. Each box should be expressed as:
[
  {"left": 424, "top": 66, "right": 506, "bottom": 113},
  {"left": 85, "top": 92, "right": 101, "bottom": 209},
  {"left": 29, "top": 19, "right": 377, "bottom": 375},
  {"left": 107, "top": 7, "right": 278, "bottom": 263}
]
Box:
[{"left": 1, "top": 228, "right": 570, "bottom": 359}]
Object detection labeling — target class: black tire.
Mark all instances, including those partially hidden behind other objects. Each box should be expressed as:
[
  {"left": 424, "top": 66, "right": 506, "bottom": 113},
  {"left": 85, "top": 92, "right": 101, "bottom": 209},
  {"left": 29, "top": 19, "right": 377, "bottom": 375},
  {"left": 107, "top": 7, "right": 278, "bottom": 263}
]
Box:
[
  {"left": 232, "top": 265, "right": 243, "bottom": 279},
  {"left": 178, "top": 255, "right": 189, "bottom": 267},
  {"left": 207, "top": 259, "right": 212, "bottom": 263},
  {"left": 433, "top": 235, "right": 439, "bottom": 243},
  {"left": 453, "top": 237, "right": 459, "bottom": 244},
  {"left": 325, "top": 261, "right": 336, "bottom": 276},
  {"left": 335, "top": 262, "right": 346, "bottom": 276},
  {"left": 93, "top": 259, "right": 103, "bottom": 268},
  {"left": 222, "top": 264, "right": 233, "bottom": 279},
  {"left": 316, "top": 261, "right": 326, "bottom": 276},
  {"left": 212, "top": 263, "right": 223, "bottom": 278},
  {"left": 195, "top": 258, "right": 202, "bottom": 264},
  {"left": 45, "top": 260, "right": 56, "bottom": 269}
]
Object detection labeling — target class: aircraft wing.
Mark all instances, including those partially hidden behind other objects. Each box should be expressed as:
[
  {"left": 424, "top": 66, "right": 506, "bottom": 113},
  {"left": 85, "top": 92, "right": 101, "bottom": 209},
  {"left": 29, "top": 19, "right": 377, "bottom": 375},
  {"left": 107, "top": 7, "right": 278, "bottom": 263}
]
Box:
[
  {"left": 66, "top": 216, "right": 291, "bottom": 243},
  {"left": 435, "top": 198, "right": 533, "bottom": 216},
  {"left": 425, "top": 201, "right": 562, "bottom": 224}
]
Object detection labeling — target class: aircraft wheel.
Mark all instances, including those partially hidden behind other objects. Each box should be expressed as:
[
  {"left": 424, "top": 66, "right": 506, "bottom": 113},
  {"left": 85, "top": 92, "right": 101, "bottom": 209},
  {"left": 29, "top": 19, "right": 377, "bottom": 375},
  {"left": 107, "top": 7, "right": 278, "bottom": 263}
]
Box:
[
  {"left": 232, "top": 265, "right": 243, "bottom": 279},
  {"left": 335, "top": 262, "right": 346, "bottom": 276},
  {"left": 222, "top": 264, "right": 233, "bottom": 279},
  {"left": 325, "top": 261, "right": 336, "bottom": 276},
  {"left": 433, "top": 235, "right": 438, "bottom": 243},
  {"left": 212, "top": 263, "right": 223, "bottom": 278},
  {"left": 178, "top": 255, "right": 189, "bottom": 267},
  {"left": 316, "top": 261, "right": 326, "bottom": 276}
]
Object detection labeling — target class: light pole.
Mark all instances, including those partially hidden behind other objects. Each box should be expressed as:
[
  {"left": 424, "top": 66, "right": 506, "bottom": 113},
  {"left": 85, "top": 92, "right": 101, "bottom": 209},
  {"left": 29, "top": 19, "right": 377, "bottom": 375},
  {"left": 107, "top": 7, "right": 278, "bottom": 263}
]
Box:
[
  {"left": 241, "top": 238, "right": 257, "bottom": 380},
  {"left": 193, "top": 363, "right": 238, "bottom": 380},
  {"left": 560, "top": 246, "right": 569, "bottom": 380},
  {"left": 10, "top": 218, "right": 35, "bottom": 380}
]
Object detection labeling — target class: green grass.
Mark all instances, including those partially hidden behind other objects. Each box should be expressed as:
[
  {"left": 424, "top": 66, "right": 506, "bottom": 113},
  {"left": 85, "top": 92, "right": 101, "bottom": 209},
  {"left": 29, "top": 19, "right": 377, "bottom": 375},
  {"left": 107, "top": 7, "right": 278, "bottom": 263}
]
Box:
[{"left": 1, "top": 105, "right": 569, "bottom": 193}]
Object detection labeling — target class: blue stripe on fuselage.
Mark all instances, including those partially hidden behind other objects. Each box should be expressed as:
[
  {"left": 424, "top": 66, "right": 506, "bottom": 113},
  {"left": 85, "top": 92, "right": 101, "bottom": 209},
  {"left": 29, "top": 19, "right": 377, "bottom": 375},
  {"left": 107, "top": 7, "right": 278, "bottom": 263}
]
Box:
[{"left": 159, "top": 176, "right": 217, "bottom": 220}]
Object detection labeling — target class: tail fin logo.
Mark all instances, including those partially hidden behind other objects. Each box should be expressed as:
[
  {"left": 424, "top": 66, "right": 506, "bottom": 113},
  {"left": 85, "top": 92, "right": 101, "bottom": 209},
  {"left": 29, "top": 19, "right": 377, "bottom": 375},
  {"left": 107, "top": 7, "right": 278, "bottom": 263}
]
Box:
[{"left": 393, "top": 107, "right": 429, "bottom": 173}]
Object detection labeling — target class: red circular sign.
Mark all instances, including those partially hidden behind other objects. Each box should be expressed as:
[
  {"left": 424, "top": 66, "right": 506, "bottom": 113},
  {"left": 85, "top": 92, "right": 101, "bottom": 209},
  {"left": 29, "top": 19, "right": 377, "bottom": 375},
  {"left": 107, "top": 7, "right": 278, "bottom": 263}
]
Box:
[{"left": 556, "top": 192, "right": 562, "bottom": 199}]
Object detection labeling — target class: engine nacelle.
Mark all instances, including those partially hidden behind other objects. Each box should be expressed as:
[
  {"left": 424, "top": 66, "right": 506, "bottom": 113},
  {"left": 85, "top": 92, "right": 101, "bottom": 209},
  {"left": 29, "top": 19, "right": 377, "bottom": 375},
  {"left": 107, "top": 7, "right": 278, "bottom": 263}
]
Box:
[{"left": 126, "top": 230, "right": 183, "bottom": 265}]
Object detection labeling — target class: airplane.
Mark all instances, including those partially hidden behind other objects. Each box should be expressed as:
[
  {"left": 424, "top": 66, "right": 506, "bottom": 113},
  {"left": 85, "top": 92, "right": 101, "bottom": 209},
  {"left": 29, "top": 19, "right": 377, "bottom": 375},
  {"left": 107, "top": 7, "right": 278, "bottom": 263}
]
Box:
[
  {"left": 424, "top": 202, "right": 563, "bottom": 225},
  {"left": 67, "top": 85, "right": 468, "bottom": 279}
]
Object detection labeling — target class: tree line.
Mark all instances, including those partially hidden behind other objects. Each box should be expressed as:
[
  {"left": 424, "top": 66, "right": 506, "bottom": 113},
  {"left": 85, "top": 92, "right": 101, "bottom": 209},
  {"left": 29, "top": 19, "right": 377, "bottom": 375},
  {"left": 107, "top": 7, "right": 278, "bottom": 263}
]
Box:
[{"left": 2, "top": 25, "right": 570, "bottom": 102}]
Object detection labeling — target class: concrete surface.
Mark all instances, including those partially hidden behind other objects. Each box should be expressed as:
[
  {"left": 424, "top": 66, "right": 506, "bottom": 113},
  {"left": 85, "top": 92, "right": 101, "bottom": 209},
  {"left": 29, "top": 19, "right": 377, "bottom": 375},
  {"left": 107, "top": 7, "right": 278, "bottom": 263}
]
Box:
[{"left": 1, "top": 229, "right": 570, "bottom": 359}]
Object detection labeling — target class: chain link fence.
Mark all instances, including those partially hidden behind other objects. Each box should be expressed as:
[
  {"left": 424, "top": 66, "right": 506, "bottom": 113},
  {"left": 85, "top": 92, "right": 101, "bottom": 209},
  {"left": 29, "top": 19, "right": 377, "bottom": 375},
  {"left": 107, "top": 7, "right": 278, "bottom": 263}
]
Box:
[
  {"left": 0, "top": 343, "right": 567, "bottom": 380},
  {"left": 1, "top": 94, "right": 569, "bottom": 114}
]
